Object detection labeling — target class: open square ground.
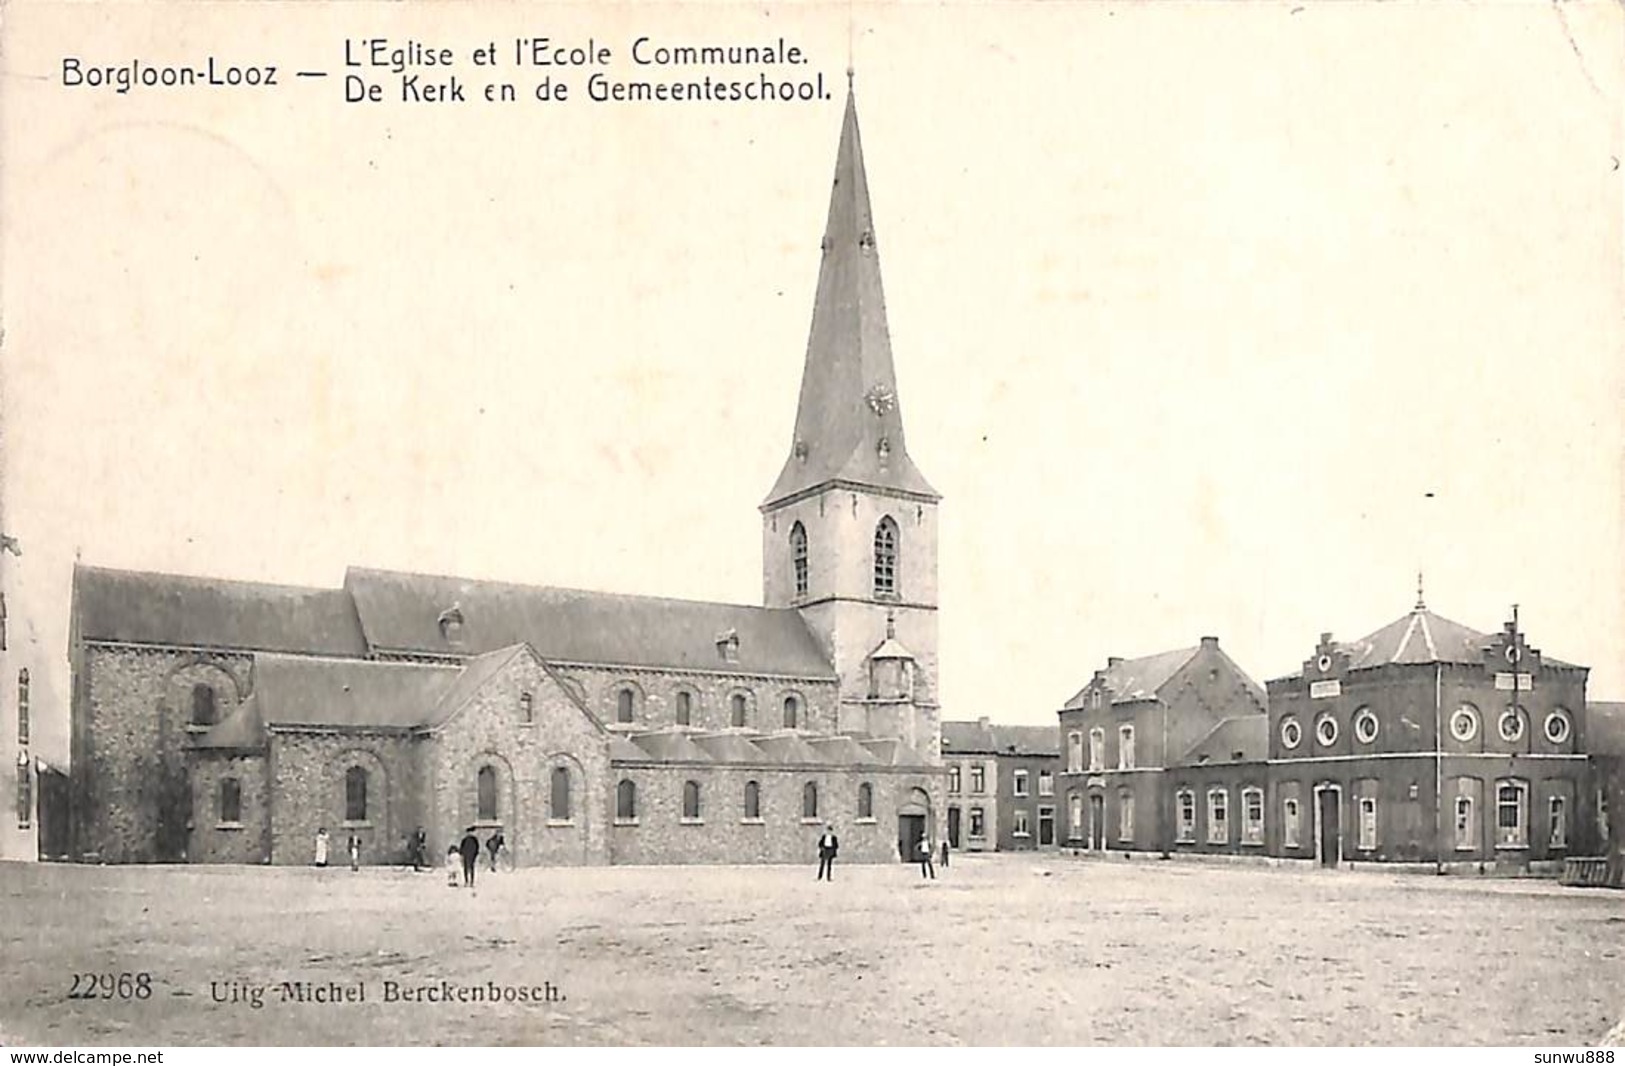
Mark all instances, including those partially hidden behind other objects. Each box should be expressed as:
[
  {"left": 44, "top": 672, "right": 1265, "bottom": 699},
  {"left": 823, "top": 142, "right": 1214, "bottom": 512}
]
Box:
[{"left": 1, "top": 853, "right": 1621, "bottom": 1045}]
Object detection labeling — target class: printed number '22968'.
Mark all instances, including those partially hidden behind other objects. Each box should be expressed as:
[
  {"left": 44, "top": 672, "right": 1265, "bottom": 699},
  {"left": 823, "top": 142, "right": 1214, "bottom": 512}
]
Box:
[{"left": 68, "top": 972, "right": 153, "bottom": 1000}]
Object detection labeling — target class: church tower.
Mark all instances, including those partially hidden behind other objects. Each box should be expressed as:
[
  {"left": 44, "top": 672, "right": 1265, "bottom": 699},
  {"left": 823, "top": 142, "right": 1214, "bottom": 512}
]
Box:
[{"left": 762, "top": 82, "right": 942, "bottom": 762}]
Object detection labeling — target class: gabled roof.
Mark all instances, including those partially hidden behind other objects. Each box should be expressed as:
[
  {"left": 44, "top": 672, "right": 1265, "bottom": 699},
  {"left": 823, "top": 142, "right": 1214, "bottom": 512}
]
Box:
[
  {"left": 343, "top": 567, "right": 834, "bottom": 678},
  {"left": 942, "top": 720, "right": 1059, "bottom": 756},
  {"left": 253, "top": 654, "right": 461, "bottom": 731},
  {"left": 859, "top": 736, "right": 931, "bottom": 768},
  {"left": 752, "top": 733, "right": 826, "bottom": 765},
  {"left": 73, "top": 564, "right": 366, "bottom": 656},
  {"left": 805, "top": 734, "right": 881, "bottom": 764},
  {"left": 1178, "top": 715, "right": 1268, "bottom": 766},
  {"left": 629, "top": 731, "right": 715, "bottom": 763},
  {"left": 1589, "top": 702, "right": 1625, "bottom": 757},
  {"left": 1064, "top": 646, "right": 1199, "bottom": 709},
  {"left": 188, "top": 694, "right": 267, "bottom": 752},
  {"left": 764, "top": 84, "right": 937, "bottom": 506},
  {"left": 608, "top": 735, "right": 647, "bottom": 762},
  {"left": 689, "top": 732, "right": 771, "bottom": 764}
]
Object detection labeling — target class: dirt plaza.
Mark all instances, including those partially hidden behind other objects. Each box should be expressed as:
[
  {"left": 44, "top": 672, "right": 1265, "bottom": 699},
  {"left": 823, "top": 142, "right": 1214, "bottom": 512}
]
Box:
[{"left": 1, "top": 853, "right": 1621, "bottom": 1046}]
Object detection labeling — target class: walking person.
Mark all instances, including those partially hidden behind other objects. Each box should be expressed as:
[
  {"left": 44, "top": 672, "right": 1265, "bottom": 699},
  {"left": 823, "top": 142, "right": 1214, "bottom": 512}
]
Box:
[
  {"left": 314, "top": 826, "right": 330, "bottom": 869},
  {"left": 445, "top": 844, "right": 461, "bottom": 888},
  {"left": 816, "top": 824, "right": 839, "bottom": 882},
  {"left": 347, "top": 832, "right": 361, "bottom": 872},
  {"left": 459, "top": 827, "right": 481, "bottom": 889},
  {"left": 941, "top": 837, "right": 950, "bottom": 868},
  {"left": 411, "top": 826, "right": 427, "bottom": 872},
  {"left": 486, "top": 829, "right": 505, "bottom": 873},
  {"left": 917, "top": 832, "right": 936, "bottom": 879}
]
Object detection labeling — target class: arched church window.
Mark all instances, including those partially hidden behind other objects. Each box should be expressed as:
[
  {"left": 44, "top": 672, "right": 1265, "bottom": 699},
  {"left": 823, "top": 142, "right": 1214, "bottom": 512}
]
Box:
[
  {"left": 220, "top": 777, "right": 242, "bottom": 824},
  {"left": 345, "top": 766, "right": 368, "bottom": 822},
  {"left": 477, "top": 765, "right": 498, "bottom": 821},
  {"left": 857, "top": 782, "right": 874, "bottom": 819},
  {"left": 743, "top": 780, "right": 761, "bottom": 820},
  {"left": 873, "top": 517, "right": 898, "bottom": 598},
  {"left": 675, "top": 690, "right": 693, "bottom": 727},
  {"left": 683, "top": 780, "right": 702, "bottom": 820},
  {"left": 616, "top": 687, "right": 635, "bottom": 724},
  {"left": 803, "top": 782, "right": 819, "bottom": 820},
  {"left": 550, "top": 765, "right": 571, "bottom": 821},
  {"left": 191, "top": 683, "right": 216, "bottom": 727},
  {"left": 784, "top": 695, "right": 799, "bottom": 730},
  {"left": 730, "top": 693, "right": 748, "bottom": 728},
  {"left": 616, "top": 779, "right": 638, "bottom": 821},
  {"left": 790, "top": 522, "right": 809, "bottom": 599}
]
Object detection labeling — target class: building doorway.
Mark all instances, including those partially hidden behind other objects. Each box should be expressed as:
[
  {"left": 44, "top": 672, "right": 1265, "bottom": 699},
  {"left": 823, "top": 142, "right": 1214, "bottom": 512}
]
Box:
[
  {"left": 1088, "top": 793, "right": 1106, "bottom": 850},
  {"left": 947, "top": 806, "right": 961, "bottom": 849},
  {"left": 1314, "top": 784, "right": 1342, "bottom": 868},
  {"left": 898, "top": 814, "right": 926, "bottom": 864},
  {"left": 1038, "top": 806, "right": 1055, "bottom": 847}
]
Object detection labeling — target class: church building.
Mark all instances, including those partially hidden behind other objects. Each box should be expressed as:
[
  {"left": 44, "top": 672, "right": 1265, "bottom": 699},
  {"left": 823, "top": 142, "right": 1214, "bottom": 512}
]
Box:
[{"left": 67, "top": 85, "right": 948, "bottom": 868}]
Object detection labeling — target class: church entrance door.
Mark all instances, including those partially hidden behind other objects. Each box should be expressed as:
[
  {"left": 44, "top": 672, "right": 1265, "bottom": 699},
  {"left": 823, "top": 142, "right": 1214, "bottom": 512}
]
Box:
[
  {"left": 1088, "top": 794, "right": 1106, "bottom": 850},
  {"left": 898, "top": 814, "right": 926, "bottom": 864}
]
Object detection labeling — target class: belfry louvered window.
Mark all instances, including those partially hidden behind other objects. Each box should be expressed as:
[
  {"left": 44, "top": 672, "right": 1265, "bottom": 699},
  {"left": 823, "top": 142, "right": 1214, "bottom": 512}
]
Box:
[{"left": 873, "top": 517, "right": 898, "bottom": 597}]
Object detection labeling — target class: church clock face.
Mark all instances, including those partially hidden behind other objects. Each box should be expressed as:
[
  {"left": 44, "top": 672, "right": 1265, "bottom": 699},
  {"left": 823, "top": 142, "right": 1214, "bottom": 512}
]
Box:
[{"left": 866, "top": 384, "right": 895, "bottom": 417}]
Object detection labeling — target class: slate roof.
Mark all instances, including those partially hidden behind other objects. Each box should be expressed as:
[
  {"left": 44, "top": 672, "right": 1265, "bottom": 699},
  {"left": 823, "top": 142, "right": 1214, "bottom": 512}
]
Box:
[
  {"left": 941, "top": 720, "right": 1059, "bottom": 756},
  {"left": 343, "top": 567, "right": 834, "bottom": 677},
  {"left": 1589, "top": 702, "right": 1625, "bottom": 757},
  {"left": 859, "top": 737, "right": 930, "bottom": 767},
  {"left": 1278, "top": 606, "right": 1581, "bottom": 679},
  {"left": 764, "top": 85, "right": 937, "bottom": 506},
  {"left": 752, "top": 734, "right": 826, "bottom": 765},
  {"left": 629, "top": 731, "right": 715, "bottom": 763},
  {"left": 251, "top": 654, "right": 461, "bottom": 731},
  {"left": 188, "top": 695, "right": 267, "bottom": 752},
  {"left": 689, "top": 733, "right": 771, "bottom": 763},
  {"left": 805, "top": 735, "right": 881, "bottom": 764},
  {"left": 1063, "top": 646, "right": 1201, "bottom": 709},
  {"left": 1178, "top": 715, "right": 1269, "bottom": 766},
  {"left": 74, "top": 564, "right": 366, "bottom": 656}
]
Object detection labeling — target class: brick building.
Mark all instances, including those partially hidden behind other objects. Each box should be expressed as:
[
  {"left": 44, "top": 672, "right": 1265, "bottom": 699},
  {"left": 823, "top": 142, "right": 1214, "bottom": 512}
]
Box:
[
  {"left": 941, "top": 719, "right": 1059, "bottom": 851},
  {"left": 1588, "top": 702, "right": 1624, "bottom": 886},
  {"left": 1056, "top": 637, "right": 1266, "bottom": 853},
  {"left": 67, "top": 84, "right": 949, "bottom": 868},
  {"left": 1268, "top": 594, "right": 1596, "bottom": 868}
]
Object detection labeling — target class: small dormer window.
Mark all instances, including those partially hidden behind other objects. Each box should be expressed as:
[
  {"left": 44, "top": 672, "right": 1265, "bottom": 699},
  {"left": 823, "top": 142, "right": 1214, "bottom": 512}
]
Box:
[
  {"left": 716, "top": 630, "right": 740, "bottom": 664},
  {"left": 437, "top": 603, "right": 466, "bottom": 645},
  {"left": 859, "top": 229, "right": 875, "bottom": 252}
]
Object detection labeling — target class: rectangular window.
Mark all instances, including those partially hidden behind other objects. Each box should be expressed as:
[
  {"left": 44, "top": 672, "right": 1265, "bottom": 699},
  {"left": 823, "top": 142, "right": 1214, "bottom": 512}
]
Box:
[
  {"left": 1242, "top": 788, "right": 1264, "bottom": 845},
  {"left": 1207, "top": 789, "right": 1228, "bottom": 844},
  {"left": 1283, "top": 797, "right": 1300, "bottom": 849},
  {"left": 16, "top": 762, "right": 31, "bottom": 829},
  {"left": 1068, "top": 793, "right": 1083, "bottom": 839},
  {"left": 1118, "top": 791, "right": 1134, "bottom": 842},
  {"left": 1066, "top": 732, "right": 1083, "bottom": 774},
  {"left": 1013, "top": 808, "right": 1031, "bottom": 837},
  {"left": 1038, "top": 771, "right": 1054, "bottom": 797},
  {"left": 1013, "top": 769, "right": 1029, "bottom": 797},
  {"left": 1496, "top": 780, "right": 1528, "bottom": 848},
  {"left": 969, "top": 807, "right": 986, "bottom": 839},
  {"left": 1455, "top": 797, "right": 1474, "bottom": 850},
  {"left": 1358, "top": 796, "right": 1378, "bottom": 850},
  {"left": 1549, "top": 795, "right": 1567, "bottom": 849},
  {"left": 219, "top": 778, "right": 242, "bottom": 825},
  {"left": 1088, "top": 729, "right": 1105, "bottom": 772},
  {"left": 970, "top": 764, "right": 985, "bottom": 795},
  {"left": 1118, "top": 725, "right": 1135, "bottom": 771},
  {"left": 948, "top": 765, "right": 961, "bottom": 795},
  {"left": 1176, "top": 790, "right": 1196, "bottom": 842}
]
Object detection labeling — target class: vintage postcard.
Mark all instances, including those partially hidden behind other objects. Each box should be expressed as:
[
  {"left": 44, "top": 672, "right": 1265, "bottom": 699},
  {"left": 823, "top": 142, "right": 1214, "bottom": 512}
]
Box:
[{"left": 1, "top": 0, "right": 1622, "bottom": 1051}]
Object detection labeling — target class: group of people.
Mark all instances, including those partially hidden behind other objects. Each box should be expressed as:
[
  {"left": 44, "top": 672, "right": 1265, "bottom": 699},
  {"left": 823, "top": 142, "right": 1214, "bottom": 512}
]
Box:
[
  {"left": 815, "top": 824, "right": 950, "bottom": 881},
  {"left": 314, "top": 824, "right": 507, "bottom": 883}
]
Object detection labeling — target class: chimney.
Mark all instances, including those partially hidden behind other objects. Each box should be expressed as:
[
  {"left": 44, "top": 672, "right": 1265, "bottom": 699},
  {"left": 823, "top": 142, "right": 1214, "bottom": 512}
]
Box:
[
  {"left": 1200, "top": 636, "right": 1219, "bottom": 649},
  {"left": 1320, "top": 631, "right": 1333, "bottom": 646},
  {"left": 1107, "top": 657, "right": 1123, "bottom": 668},
  {"left": 977, "top": 716, "right": 990, "bottom": 729}
]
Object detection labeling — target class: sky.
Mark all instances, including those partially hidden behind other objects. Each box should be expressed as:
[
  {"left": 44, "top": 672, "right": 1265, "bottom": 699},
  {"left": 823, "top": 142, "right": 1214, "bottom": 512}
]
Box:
[{"left": 2, "top": 1, "right": 1622, "bottom": 765}]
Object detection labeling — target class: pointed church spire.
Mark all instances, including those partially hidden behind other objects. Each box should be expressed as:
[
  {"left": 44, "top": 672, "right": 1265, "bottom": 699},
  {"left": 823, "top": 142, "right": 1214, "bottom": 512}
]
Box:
[{"left": 764, "top": 82, "right": 938, "bottom": 508}]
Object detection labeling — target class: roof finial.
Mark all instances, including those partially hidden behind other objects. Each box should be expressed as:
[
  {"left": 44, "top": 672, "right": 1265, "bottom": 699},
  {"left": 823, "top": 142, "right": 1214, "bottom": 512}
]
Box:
[{"left": 1415, "top": 569, "right": 1426, "bottom": 611}]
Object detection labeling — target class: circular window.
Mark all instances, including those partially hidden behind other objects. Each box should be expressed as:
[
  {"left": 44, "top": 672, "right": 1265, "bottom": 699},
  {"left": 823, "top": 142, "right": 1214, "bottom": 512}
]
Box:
[
  {"left": 1316, "top": 654, "right": 1333, "bottom": 674},
  {"left": 1498, "top": 706, "right": 1526, "bottom": 743},
  {"left": 1315, "top": 714, "right": 1338, "bottom": 746},
  {"left": 1353, "top": 707, "right": 1379, "bottom": 743},
  {"left": 1505, "top": 644, "right": 1522, "bottom": 663},
  {"left": 1450, "top": 704, "right": 1479, "bottom": 742},
  {"left": 1545, "top": 708, "right": 1572, "bottom": 745},
  {"left": 1280, "top": 717, "right": 1302, "bottom": 750}
]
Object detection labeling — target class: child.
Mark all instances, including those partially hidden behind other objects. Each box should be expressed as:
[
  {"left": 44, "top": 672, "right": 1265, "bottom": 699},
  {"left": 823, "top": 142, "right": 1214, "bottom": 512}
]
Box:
[
  {"left": 347, "top": 833, "right": 361, "bottom": 872},
  {"left": 446, "top": 844, "right": 461, "bottom": 888}
]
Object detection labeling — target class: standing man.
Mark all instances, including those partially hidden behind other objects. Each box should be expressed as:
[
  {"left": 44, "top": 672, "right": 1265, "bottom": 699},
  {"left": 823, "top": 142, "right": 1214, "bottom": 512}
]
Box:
[
  {"left": 314, "top": 826, "right": 330, "bottom": 869},
  {"left": 816, "top": 824, "right": 839, "bottom": 882},
  {"left": 347, "top": 832, "right": 361, "bottom": 872},
  {"left": 459, "top": 827, "right": 481, "bottom": 888},
  {"left": 411, "top": 826, "right": 428, "bottom": 872},
  {"left": 486, "top": 829, "right": 506, "bottom": 873},
  {"left": 941, "top": 837, "right": 950, "bottom": 868},
  {"left": 917, "top": 832, "right": 936, "bottom": 880}
]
